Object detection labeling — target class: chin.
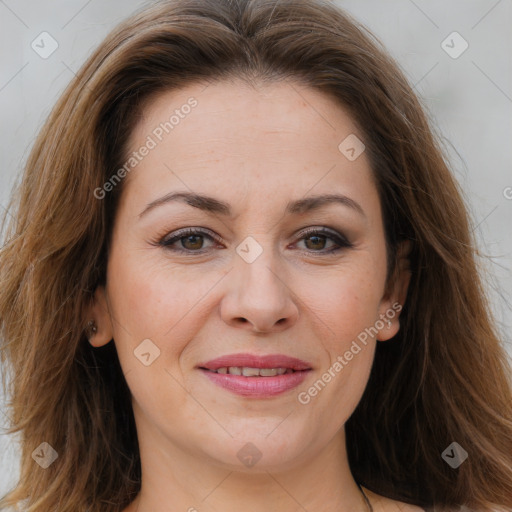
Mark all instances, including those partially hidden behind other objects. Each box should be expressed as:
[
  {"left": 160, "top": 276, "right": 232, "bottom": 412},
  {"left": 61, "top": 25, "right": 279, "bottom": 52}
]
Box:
[{"left": 200, "top": 428, "right": 311, "bottom": 472}]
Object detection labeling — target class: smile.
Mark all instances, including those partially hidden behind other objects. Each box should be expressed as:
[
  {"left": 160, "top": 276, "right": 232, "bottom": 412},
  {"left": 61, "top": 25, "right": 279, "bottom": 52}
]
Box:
[{"left": 205, "top": 367, "right": 296, "bottom": 376}]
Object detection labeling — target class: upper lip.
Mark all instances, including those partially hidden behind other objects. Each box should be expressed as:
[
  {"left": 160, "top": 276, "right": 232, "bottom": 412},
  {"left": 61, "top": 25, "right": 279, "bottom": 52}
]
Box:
[{"left": 198, "top": 353, "right": 312, "bottom": 371}]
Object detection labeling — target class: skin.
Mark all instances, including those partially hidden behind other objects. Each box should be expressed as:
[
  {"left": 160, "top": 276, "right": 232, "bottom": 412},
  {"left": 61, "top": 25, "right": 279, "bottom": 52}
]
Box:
[{"left": 88, "top": 79, "right": 421, "bottom": 511}]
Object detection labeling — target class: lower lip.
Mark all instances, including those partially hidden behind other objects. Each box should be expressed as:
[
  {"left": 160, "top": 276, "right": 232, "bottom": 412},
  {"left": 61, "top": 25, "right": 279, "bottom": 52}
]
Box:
[{"left": 200, "top": 369, "right": 310, "bottom": 398}]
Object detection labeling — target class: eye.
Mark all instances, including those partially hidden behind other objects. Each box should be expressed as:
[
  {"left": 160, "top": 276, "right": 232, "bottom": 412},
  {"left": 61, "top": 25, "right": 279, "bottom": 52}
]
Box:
[
  {"left": 154, "top": 226, "right": 353, "bottom": 255},
  {"left": 158, "top": 227, "right": 220, "bottom": 254},
  {"left": 293, "top": 227, "right": 353, "bottom": 254}
]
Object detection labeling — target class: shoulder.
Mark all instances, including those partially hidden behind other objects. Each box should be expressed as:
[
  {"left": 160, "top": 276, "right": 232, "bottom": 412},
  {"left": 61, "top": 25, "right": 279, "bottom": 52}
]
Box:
[{"left": 361, "top": 486, "right": 426, "bottom": 512}]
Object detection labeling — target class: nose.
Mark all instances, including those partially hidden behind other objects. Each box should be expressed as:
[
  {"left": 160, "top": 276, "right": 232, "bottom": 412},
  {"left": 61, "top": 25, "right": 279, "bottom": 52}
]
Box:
[{"left": 220, "top": 242, "right": 300, "bottom": 334}]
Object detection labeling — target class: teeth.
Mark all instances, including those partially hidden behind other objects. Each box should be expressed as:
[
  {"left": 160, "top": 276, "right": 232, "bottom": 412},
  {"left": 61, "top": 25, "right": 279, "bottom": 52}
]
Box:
[
  {"left": 214, "top": 367, "right": 294, "bottom": 376},
  {"left": 242, "top": 367, "right": 261, "bottom": 377},
  {"left": 259, "top": 368, "right": 278, "bottom": 377}
]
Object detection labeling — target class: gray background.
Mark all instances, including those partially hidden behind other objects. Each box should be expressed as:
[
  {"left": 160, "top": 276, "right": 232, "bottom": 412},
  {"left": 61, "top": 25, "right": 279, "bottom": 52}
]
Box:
[{"left": 1, "top": 0, "right": 511, "bottom": 497}]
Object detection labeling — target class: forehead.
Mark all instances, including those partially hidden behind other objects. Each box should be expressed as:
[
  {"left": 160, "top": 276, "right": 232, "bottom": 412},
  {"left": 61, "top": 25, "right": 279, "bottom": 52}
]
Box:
[
  {"left": 130, "top": 78, "right": 362, "bottom": 147},
  {"left": 119, "top": 79, "right": 377, "bottom": 218}
]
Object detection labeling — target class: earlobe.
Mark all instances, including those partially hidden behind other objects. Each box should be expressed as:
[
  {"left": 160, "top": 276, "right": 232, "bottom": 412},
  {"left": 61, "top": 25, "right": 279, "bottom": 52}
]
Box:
[{"left": 84, "top": 285, "right": 114, "bottom": 347}]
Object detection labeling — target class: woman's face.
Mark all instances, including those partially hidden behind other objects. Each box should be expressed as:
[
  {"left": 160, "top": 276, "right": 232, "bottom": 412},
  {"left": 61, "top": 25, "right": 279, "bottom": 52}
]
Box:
[{"left": 92, "top": 79, "right": 409, "bottom": 473}]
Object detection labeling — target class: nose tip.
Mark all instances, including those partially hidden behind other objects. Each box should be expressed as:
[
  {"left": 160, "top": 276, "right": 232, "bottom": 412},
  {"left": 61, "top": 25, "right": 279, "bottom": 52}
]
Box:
[{"left": 220, "top": 261, "right": 300, "bottom": 334}]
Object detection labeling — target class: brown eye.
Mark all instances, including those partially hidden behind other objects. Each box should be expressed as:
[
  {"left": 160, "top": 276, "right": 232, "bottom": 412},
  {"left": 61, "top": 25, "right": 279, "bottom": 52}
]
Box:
[
  {"left": 157, "top": 226, "right": 352, "bottom": 256},
  {"left": 304, "top": 233, "right": 329, "bottom": 251},
  {"left": 295, "top": 227, "right": 353, "bottom": 254},
  {"left": 159, "top": 228, "right": 220, "bottom": 254},
  {"left": 181, "top": 234, "right": 205, "bottom": 251}
]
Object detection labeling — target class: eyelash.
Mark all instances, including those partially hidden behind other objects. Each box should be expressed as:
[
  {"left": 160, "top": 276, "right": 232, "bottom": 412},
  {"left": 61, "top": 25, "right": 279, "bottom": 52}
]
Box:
[{"left": 154, "top": 226, "right": 353, "bottom": 256}]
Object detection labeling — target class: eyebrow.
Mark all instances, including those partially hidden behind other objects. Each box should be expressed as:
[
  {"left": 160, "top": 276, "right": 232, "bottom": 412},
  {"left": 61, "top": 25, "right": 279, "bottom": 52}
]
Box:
[{"left": 138, "top": 191, "right": 366, "bottom": 219}]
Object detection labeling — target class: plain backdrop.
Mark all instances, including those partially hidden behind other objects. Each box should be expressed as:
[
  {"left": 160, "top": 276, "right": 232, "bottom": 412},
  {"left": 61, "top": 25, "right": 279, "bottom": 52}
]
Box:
[{"left": 1, "top": 0, "right": 511, "bottom": 498}]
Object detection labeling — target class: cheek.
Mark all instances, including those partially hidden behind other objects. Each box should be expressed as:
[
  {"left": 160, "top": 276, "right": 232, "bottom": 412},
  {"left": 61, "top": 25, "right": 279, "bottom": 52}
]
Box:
[
  {"left": 297, "top": 272, "right": 378, "bottom": 423},
  {"left": 110, "top": 261, "right": 169, "bottom": 339},
  {"left": 297, "top": 260, "right": 384, "bottom": 349},
  {"left": 106, "top": 250, "right": 225, "bottom": 369},
  {"left": 291, "top": 260, "right": 382, "bottom": 415},
  {"left": 108, "top": 247, "right": 192, "bottom": 336},
  {"left": 106, "top": 254, "right": 198, "bottom": 417},
  {"left": 105, "top": 250, "right": 175, "bottom": 375}
]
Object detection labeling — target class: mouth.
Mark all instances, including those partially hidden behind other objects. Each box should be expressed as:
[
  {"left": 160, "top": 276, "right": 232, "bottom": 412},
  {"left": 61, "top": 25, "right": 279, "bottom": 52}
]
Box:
[
  {"left": 197, "top": 353, "right": 312, "bottom": 398},
  {"left": 201, "top": 366, "right": 298, "bottom": 376}
]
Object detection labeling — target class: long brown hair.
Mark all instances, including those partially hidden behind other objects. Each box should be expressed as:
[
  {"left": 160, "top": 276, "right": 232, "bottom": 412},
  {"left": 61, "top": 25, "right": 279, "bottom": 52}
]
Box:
[{"left": 1, "top": 1, "right": 511, "bottom": 510}]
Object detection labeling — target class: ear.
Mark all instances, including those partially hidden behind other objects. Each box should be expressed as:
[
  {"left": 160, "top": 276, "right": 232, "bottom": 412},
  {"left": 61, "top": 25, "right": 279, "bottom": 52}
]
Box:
[
  {"left": 84, "top": 285, "right": 114, "bottom": 347},
  {"left": 376, "top": 240, "right": 412, "bottom": 342}
]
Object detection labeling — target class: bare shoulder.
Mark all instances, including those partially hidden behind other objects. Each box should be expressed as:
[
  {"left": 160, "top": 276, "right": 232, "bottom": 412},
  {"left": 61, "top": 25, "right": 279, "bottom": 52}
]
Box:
[{"left": 361, "top": 486, "right": 426, "bottom": 512}]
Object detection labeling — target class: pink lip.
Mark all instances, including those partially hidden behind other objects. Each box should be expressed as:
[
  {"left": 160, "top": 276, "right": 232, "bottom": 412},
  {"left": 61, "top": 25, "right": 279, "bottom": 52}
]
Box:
[
  {"left": 198, "top": 353, "right": 312, "bottom": 371},
  {"left": 197, "top": 353, "right": 312, "bottom": 398},
  {"left": 201, "top": 370, "right": 310, "bottom": 397}
]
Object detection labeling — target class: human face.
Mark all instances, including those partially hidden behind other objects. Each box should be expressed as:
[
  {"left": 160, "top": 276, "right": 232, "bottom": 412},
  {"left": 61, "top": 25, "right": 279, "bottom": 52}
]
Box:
[{"left": 92, "top": 79, "right": 407, "bottom": 473}]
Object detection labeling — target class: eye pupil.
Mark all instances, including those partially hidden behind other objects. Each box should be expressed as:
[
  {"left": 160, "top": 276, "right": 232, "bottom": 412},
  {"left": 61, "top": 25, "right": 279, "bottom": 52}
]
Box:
[
  {"left": 305, "top": 234, "right": 326, "bottom": 250},
  {"left": 183, "top": 235, "right": 203, "bottom": 250}
]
